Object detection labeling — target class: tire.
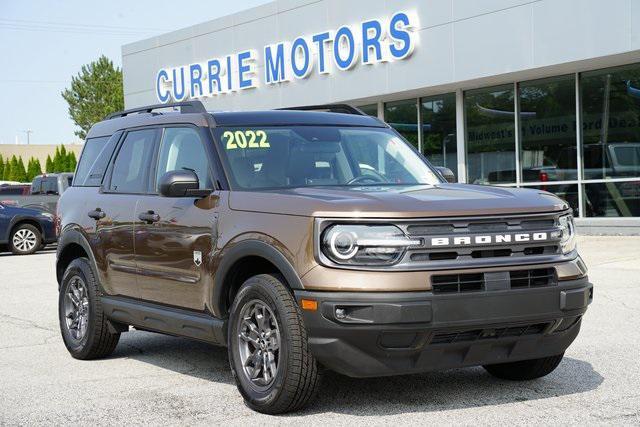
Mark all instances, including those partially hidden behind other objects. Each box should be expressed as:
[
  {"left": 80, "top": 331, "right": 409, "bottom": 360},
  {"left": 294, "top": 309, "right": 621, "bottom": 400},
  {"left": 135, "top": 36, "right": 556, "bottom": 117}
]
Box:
[
  {"left": 58, "top": 258, "right": 120, "bottom": 359},
  {"left": 9, "top": 223, "right": 42, "bottom": 255},
  {"left": 483, "top": 353, "right": 564, "bottom": 380},
  {"left": 228, "top": 274, "right": 320, "bottom": 414}
]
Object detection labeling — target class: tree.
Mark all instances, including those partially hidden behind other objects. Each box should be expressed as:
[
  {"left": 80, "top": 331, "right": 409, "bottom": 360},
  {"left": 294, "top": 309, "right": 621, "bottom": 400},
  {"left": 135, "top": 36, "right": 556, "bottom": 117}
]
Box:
[
  {"left": 15, "top": 157, "right": 28, "bottom": 182},
  {"left": 33, "top": 159, "right": 43, "bottom": 177},
  {"left": 46, "top": 155, "right": 53, "bottom": 173},
  {"left": 68, "top": 152, "right": 77, "bottom": 171},
  {"left": 61, "top": 55, "right": 124, "bottom": 140},
  {"left": 3, "top": 157, "right": 11, "bottom": 181},
  {"left": 8, "top": 156, "right": 18, "bottom": 181},
  {"left": 53, "top": 146, "right": 62, "bottom": 172},
  {"left": 0, "top": 155, "right": 4, "bottom": 180}
]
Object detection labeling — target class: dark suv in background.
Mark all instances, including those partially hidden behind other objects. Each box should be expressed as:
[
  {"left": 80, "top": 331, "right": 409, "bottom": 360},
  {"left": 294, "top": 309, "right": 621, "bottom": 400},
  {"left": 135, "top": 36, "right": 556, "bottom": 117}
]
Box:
[{"left": 56, "top": 101, "right": 592, "bottom": 414}]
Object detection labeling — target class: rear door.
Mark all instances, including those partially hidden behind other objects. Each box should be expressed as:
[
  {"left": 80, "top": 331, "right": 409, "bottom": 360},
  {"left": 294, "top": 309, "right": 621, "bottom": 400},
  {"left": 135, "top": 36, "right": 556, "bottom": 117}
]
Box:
[
  {"left": 134, "top": 126, "right": 220, "bottom": 310},
  {"left": 95, "top": 128, "right": 159, "bottom": 298}
]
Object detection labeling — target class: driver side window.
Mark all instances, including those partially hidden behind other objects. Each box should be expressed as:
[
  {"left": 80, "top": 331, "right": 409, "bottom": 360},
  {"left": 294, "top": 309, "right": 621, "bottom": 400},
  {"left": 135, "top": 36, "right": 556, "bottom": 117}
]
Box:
[{"left": 156, "top": 127, "right": 212, "bottom": 190}]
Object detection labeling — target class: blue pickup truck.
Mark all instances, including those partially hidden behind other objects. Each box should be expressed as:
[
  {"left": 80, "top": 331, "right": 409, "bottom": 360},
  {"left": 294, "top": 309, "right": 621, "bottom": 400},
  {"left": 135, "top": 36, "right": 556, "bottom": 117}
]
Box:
[{"left": 0, "top": 203, "right": 56, "bottom": 255}]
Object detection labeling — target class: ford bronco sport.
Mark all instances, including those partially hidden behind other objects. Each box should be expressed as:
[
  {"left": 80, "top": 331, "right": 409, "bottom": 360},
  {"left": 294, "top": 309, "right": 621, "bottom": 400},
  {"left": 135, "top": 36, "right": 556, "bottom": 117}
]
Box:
[{"left": 56, "top": 101, "right": 592, "bottom": 414}]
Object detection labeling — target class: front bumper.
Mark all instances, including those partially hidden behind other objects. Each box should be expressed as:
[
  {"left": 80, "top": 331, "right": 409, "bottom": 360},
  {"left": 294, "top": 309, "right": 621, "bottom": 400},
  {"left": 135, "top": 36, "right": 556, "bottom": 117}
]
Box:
[{"left": 295, "top": 277, "right": 592, "bottom": 377}]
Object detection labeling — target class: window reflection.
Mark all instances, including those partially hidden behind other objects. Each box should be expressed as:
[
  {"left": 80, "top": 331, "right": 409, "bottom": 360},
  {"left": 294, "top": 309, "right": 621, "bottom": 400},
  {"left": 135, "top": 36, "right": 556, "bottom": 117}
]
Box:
[
  {"left": 465, "top": 84, "right": 516, "bottom": 184},
  {"left": 584, "top": 181, "right": 640, "bottom": 217},
  {"left": 421, "top": 93, "right": 457, "bottom": 170},
  {"left": 520, "top": 75, "right": 577, "bottom": 182},
  {"left": 357, "top": 104, "right": 378, "bottom": 117},
  {"left": 384, "top": 99, "right": 419, "bottom": 150},
  {"left": 581, "top": 65, "right": 640, "bottom": 180}
]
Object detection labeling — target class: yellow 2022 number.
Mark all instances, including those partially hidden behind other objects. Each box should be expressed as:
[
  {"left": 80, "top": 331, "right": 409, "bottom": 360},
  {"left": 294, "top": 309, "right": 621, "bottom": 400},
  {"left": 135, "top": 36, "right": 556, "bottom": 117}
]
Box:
[{"left": 224, "top": 130, "right": 269, "bottom": 149}]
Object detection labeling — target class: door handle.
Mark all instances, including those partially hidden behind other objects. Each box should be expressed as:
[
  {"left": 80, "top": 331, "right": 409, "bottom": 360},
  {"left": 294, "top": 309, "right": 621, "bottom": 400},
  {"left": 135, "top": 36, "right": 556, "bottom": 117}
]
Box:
[
  {"left": 88, "top": 208, "right": 106, "bottom": 220},
  {"left": 138, "top": 210, "right": 160, "bottom": 224}
]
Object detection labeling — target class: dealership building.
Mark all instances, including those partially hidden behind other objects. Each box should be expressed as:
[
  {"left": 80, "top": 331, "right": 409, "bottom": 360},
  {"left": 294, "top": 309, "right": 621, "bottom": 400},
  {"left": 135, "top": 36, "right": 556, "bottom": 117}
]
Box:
[{"left": 122, "top": 0, "right": 640, "bottom": 233}]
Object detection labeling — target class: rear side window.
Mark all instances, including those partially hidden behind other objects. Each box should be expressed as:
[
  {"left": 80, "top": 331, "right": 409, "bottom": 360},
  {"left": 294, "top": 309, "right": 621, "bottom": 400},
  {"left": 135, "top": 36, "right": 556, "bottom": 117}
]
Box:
[
  {"left": 109, "top": 129, "right": 157, "bottom": 193},
  {"left": 74, "top": 136, "right": 117, "bottom": 187}
]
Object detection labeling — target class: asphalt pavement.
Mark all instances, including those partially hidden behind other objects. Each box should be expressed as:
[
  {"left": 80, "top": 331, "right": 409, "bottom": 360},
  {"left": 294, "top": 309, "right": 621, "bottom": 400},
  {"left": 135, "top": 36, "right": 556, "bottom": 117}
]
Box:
[{"left": 1, "top": 236, "right": 639, "bottom": 425}]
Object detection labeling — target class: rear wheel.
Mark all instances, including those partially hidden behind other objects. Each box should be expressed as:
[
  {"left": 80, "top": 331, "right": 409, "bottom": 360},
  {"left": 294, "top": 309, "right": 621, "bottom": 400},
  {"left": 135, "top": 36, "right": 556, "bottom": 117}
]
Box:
[
  {"left": 483, "top": 353, "right": 564, "bottom": 380},
  {"left": 58, "top": 258, "right": 120, "bottom": 359},
  {"left": 9, "top": 224, "right": 41, "bottom": 255},
  {"left": 228, "top": 274, "right": 320, "bottom": 414}
]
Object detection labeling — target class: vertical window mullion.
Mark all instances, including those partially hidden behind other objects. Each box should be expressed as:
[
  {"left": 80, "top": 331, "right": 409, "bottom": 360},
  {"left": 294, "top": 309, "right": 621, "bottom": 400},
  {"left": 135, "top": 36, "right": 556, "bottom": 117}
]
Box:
[
  {"left": 456, "top": 89, "right": 466, "bottom": 183},
  {"left": 575, "top": 72, "right": 584, "bottom": 218},
  {"left": 514, "top": 81, "right": 522, "bottom": 187},
  {"left": 416, "top": 98, "right": 423, "bottom": 154}
]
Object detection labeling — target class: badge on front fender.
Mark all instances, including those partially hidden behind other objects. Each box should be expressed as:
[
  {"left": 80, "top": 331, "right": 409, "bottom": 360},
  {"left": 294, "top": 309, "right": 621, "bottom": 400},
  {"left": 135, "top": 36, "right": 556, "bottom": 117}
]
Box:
[{"left": 193, "top": 250, "right": 202, "bottom": 267}]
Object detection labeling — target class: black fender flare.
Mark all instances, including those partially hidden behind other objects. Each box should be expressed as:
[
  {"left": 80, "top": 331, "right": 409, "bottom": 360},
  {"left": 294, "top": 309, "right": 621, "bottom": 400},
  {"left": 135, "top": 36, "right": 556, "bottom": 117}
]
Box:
[
  {"left": 212, "top": 239, "right": 304, "bottom": 317},
  {"left": 56, "top": 227, "right": 99, "bottom": 288}
]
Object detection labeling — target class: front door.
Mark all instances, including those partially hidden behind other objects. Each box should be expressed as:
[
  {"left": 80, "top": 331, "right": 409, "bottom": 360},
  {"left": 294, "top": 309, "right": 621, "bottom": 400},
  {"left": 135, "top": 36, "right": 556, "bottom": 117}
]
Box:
[
  {"left": 94, "top": 128, "right": 158, "bottom": 299},
  {"left": 134, "top": 126, "right": 220, "bottom": 310}
]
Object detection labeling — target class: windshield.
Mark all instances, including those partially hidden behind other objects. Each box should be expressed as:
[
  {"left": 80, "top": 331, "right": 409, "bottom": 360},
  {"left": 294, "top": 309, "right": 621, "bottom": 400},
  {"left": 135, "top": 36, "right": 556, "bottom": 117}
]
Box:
[{"left": 214, "top": 126, "right": 440, "bottom": 190}]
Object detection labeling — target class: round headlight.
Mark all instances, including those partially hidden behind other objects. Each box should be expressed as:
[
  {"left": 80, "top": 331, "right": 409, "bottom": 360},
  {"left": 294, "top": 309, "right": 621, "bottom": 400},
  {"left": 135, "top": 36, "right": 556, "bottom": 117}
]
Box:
[{"left": 329, "top": 230, "right": 358, "bottom": 260}]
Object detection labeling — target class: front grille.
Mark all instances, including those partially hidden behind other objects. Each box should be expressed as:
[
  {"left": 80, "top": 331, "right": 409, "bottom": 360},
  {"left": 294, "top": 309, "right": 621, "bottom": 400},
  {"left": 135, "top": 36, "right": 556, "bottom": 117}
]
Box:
[
  {"left": 432, "top": 273, "right": 484, "bottom": 293},
  {"left": 431, "top": 268, "right": 557, "bottom": 294},
  {"left": 510, "top": 268, "right": 557, "bottom": 288},
  {"left": 430, "top": 322, "right": 549, "bottom": 345},
  {"left": 401, "top": 213, "right": 563, "bottom": 266}
]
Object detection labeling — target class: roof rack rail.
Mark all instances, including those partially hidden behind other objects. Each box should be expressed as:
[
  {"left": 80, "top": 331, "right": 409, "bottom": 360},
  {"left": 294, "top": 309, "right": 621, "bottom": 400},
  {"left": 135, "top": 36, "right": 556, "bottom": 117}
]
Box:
[
  {"left": 105, "top": 100, "right": 207, "bottom": 120},
  {"left": 276, "top": 103, "right": 366, "bottom": 115}
]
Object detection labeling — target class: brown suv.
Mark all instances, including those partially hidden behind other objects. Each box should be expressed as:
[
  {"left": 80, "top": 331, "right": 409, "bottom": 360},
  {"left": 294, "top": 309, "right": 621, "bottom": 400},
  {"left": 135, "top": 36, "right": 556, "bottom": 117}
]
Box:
[{"left": 56, "top": 101, "right": 592, "bottom": 414}]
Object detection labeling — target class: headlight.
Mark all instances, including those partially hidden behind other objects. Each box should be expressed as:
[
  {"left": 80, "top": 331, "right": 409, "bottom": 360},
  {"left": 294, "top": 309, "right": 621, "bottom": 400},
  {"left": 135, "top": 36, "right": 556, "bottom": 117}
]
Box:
[
  {"left": 558, "top": 214, "right": 576, "bottom": 254},
  {"left": 321, "top": 224, "right": 420, "bottom": 266}
]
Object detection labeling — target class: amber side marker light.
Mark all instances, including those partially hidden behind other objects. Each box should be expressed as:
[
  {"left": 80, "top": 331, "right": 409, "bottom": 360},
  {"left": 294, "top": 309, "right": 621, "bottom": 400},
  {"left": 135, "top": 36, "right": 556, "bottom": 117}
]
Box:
[{"left": 301, "top": 299, "right": 318, "bottom": 311}]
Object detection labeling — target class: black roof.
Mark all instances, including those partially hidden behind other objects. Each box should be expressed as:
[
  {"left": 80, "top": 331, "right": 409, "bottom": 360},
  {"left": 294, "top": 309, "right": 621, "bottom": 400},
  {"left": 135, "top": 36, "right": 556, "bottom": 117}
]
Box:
[{"left": 210, "top": 110, "right": 386, "bottom": 128}]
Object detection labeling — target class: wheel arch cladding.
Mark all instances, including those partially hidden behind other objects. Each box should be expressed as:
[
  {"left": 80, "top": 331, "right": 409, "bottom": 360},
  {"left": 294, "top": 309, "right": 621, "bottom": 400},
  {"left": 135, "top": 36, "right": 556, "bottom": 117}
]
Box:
[
  {"left": 56, "top": 229, "right": 98, "bottom": 288},
  {"left": 213, "top": 240, "right": 304, "bottom": 317}
]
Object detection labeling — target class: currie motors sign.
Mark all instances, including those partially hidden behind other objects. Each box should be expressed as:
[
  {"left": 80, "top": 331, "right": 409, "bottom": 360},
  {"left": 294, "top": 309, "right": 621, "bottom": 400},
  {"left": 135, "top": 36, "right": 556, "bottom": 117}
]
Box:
[{"left": 155, "top": 11, "right": 419, "bottom": 103}]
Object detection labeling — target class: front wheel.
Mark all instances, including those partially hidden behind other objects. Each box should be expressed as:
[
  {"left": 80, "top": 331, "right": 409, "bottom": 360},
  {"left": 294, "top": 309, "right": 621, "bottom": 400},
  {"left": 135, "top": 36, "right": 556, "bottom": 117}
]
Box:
[
  {"left": 228, "top": 274, "right": 320, "bottom": 414},
  {"left": 483, "top": 353, "right": 564, "bottom": 380}
]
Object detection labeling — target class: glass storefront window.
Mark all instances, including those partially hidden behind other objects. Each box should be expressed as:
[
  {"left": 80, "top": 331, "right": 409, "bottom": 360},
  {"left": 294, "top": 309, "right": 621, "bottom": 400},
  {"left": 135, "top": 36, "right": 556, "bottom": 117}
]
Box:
[
  {"left": 583, "top": 181, "right": 640, "bottom": 217},
  {"left": 581, "top": 64, "right": 640, "bottom": 180},
  {"left": 357, "top": 104, "right": 378, "bottom": 117},
  {"left": 520, "top": 75, "right": 577, "bottom": 182},
  {"left": 523, "top": 184, "right": 580, "bottom": 217},
  {"left": 384, "top": 99, "right": 419, "bottom": 150},
  {"left": 465, "top": 84, "right": 516, "bottom": 184},
  {"left": 420, "top": 93, "right": 457, "bottom": 171}
]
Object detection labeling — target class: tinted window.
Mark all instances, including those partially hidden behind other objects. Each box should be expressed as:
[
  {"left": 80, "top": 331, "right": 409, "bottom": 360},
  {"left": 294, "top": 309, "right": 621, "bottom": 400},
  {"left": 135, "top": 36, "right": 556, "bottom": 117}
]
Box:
[
  {"left": 465, "top": 84, "right": 516, "bottom": 185},
  {"left": 156, "top": 127, "right": 212, "bottom": 190},
  {"left": 581, "top": 64, "right": 640, "bottom": 179},
  {"left": 32, "top": 177, "right": 59, "bottom": 195},
  {"left": 109, "top": 129, "right": 156, "bottom": 193},
  {"left": 384, "top": 99, "right": 419, "bottom": 150},
  {"left": 421, "top": 93, "right": 457, "bottom": 170},
  {"left": 520, "top": 75, "right": 576, "bottom": 182},
  {"left": 75, "top": 136, "right": 117, "bottom": 187}
]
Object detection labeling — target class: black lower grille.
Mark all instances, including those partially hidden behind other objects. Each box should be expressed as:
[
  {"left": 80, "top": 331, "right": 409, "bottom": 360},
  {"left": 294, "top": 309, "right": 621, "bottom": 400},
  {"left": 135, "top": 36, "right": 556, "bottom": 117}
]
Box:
[
  {"left": 510, "top": 268, "right": 557, "bottom": 288},
  {"left": 431, "top": 273, "right": 484, "bottom": 293},
  {"left": 430, "top": 322, "right": 549, "bottom": 345}
]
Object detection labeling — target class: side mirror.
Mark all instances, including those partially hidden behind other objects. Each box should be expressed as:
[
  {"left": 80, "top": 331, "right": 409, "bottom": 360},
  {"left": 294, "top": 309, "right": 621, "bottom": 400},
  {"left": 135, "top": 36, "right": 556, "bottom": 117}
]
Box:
[
  {"left": 159, "top": 170, "right": 212, "bottom": 197},
  {"left": 435, "top": 166, "right": 456, "bottom": 183}
]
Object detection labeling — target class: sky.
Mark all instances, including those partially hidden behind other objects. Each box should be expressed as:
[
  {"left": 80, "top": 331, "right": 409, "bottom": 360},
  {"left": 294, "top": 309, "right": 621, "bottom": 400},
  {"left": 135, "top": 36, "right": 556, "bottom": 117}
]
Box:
[{"left": 0, "top": 0, "right": 271, "bottom": 146}]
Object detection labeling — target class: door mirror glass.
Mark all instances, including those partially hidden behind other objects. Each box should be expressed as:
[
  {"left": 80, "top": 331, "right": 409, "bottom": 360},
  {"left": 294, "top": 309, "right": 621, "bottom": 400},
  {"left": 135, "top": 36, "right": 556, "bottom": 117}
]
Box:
[
  {"left": 159, "top": 170, "right": 201, "bottom": 197},
  {"left": 435, "top": 166, "right": 456, "bottom": 183}
]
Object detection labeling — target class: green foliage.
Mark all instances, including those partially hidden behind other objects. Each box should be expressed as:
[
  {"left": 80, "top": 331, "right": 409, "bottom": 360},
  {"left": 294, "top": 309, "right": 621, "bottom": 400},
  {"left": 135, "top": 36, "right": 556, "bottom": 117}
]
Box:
[
  {"left": 13, "top": 157, "right": 28, "bottom": 182},
  {"left": 3, "top": 156, "right": 11, "bottom": 180},
  {"left": 26, "top": 157, "right": 43, "bottom": 181},
  {"left": 0, "top": 155, "right": 4, "bottom": 180},
  {"left": 68, "top": 152, "right": 77, "bottom": 171},
  {"left": 46, "top": 155, "right": 53, "bottom": 173},
  {"left": 61, "top": 55, "right": 124, "bottom": 140}
]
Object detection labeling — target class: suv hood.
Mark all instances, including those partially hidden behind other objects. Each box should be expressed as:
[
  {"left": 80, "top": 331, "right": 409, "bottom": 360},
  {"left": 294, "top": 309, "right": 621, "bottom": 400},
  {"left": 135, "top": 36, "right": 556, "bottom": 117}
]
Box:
[{"left": 228, "top": 184, "right": 569, "bottom": 218}]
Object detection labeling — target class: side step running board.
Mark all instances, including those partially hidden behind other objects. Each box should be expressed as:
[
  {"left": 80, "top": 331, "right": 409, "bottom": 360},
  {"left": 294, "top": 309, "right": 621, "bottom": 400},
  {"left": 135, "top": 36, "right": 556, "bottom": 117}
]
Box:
[{"left": 101, "top": 296, "right": 226, "bottom": 345}]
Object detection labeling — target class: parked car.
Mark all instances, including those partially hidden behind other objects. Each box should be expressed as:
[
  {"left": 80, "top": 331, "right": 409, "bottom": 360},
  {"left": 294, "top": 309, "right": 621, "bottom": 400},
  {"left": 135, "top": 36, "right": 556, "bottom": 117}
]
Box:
[
  {"left": 0, "top": 202, "right": 56, "bottom": 255},
  {"left": 56, "top": 101, "right": 592, "bottom": 414},
  {"left": 1, "top": 173, "right": 73, "bottom": 213}
]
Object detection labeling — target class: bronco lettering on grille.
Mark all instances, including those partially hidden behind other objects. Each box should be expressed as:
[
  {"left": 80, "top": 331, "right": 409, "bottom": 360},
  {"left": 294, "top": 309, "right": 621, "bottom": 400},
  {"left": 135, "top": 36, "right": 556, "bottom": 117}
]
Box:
[{"left": 431, "top": 232, "right": 548, "bottom": 247}]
